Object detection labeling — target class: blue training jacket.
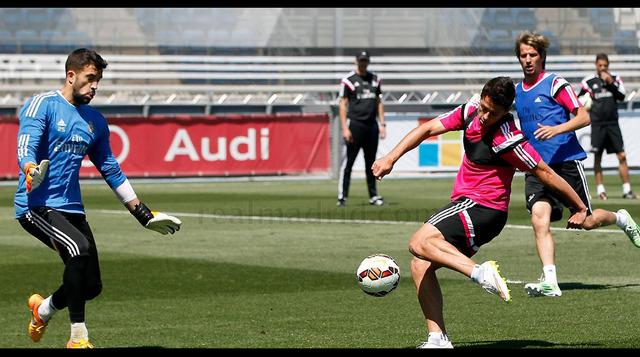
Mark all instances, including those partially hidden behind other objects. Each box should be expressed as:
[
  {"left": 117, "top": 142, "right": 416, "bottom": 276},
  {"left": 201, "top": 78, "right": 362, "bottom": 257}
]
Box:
[{"left": 14, "top": 90, "right": 127, "bottom": 218}]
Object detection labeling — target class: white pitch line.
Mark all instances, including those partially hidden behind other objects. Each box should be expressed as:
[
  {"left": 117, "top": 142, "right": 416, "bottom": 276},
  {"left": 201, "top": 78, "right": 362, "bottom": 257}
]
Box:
[{"left": 93, "top": 209, "right": 624, "bottom": 234}]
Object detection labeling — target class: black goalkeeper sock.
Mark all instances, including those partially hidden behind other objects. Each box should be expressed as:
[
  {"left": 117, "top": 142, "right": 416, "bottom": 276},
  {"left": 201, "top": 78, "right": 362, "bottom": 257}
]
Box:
[{"left": 63, "top": 255, "right": 89, "bottom": 323}]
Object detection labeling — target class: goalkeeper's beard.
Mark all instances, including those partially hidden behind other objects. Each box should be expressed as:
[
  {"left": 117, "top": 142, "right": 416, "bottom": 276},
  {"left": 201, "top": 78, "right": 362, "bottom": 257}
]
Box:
[{"left": 72, "top": 90, "right": 95, "bottom": 105}]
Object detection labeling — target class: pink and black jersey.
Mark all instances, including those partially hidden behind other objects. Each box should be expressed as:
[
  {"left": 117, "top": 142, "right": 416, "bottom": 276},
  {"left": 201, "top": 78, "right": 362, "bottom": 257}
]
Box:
[{"left": 437, "top": 97, "right": 541, "bottom": 211}]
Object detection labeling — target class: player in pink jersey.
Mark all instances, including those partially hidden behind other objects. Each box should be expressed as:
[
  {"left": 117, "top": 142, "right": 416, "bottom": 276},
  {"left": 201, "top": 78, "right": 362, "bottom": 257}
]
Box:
[{"left": 372, "top": 77, "right": 588, "bottom": 349}]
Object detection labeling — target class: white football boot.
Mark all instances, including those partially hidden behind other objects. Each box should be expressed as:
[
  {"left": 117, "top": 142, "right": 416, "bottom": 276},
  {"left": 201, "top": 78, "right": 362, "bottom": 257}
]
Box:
[
  {"left": 478, "top": 260, "right": 511, "bottom": 302},
  {"left": 524, "top": 274, "right": 562, "bottom": 297}
]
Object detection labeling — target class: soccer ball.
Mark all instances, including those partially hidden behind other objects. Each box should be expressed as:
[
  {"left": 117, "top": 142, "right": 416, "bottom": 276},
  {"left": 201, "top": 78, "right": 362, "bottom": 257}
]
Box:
[{"left": 356, "top": 254, "right": 400, "bottom": 297}]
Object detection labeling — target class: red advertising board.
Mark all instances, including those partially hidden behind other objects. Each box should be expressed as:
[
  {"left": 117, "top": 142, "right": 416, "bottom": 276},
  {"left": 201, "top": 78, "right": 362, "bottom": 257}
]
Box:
[{"left": 0, "top": 114, "right": 330, "bottom": 179}]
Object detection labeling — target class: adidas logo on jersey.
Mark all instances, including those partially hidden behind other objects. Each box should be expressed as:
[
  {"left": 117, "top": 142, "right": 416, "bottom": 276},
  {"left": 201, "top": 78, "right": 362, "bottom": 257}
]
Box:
[
  {"left": 534, "top": 97, "right": 542, "bottom": 103},
  {"left": 57, "top": 118, "right": 67, "bottom": 132}
]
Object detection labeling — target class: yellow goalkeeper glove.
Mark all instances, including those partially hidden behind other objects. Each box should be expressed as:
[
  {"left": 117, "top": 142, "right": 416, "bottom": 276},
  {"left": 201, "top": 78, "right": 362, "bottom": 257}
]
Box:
[
  {"left": 24, "top": 160, "right": 49, "bottom": 194},
  {"left": 132, "top": 202, "right": 182, "bottom": 235}
]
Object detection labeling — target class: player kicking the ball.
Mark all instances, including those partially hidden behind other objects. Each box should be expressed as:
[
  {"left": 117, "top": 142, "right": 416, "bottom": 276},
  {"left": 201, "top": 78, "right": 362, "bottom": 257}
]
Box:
[
  {"left": 372, "top": 77, "right": 587, "bottom": 349},
  {"left": 15, "top": 48, "right": 182, "bottom": 348}
]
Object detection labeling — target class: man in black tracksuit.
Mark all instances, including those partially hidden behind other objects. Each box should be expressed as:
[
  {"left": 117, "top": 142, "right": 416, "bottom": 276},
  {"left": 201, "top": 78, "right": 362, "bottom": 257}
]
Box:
[
  {"left": 578, "top": 53, "right": 637, "bottom": 200},
  {"left": 337, "top": 50, "right": 386, "bottom": 207}
]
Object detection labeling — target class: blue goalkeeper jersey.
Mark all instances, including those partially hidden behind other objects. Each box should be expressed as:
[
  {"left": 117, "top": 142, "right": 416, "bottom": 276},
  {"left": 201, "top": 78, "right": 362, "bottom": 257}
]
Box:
[
  {"left": 515, "top": 73, "right": 587, "bottom": 164},
  {"left": 14, "top": 90, "right": 127, "bottom": 218}
]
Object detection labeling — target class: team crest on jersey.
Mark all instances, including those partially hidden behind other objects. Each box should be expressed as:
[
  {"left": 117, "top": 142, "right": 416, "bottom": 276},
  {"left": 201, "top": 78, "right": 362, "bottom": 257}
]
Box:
[
  {"left": 57, "top": 118, "right": 67, "bottom": 132},
  {"left": 88, "top": 122, "right": 94, "bottom": 134}
]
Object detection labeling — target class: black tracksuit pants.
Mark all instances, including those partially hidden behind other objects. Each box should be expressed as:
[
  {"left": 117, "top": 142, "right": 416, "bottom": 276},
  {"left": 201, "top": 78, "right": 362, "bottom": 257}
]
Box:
[
  {"left": 18, "top": 207, "right": 102, "bottom": 323},
  {"left": 338, "top": 119, "right": 379, "bottom": 200}
]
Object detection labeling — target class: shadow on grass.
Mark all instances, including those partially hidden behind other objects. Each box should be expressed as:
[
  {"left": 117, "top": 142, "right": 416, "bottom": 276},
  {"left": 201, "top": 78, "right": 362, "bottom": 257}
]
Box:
[
  {"left": 2, "top": 254, "right": 358, "bottom": 302},
  {"left": 559, "top": 282, "right": 640, "bottom": 291},
  {"left": 458, "top": 339, "right": 603, "bottom": 348}
]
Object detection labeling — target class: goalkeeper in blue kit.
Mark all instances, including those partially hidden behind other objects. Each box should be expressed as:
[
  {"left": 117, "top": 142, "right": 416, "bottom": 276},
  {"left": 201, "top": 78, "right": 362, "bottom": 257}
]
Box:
[{"left": 14, "top": 48, "right": 182, "bottom": 348}]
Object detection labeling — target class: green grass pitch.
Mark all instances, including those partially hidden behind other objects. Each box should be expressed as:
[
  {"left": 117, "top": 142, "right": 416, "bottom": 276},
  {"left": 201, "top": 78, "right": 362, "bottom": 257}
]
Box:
[{"left": 1, "top": 174, "right": 640, "bottom": 348}]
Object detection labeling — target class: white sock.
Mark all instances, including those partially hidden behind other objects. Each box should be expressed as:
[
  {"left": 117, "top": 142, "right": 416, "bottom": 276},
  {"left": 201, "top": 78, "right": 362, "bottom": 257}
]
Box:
[
  {"left": 616, "top": 210, "right": 629, "bottom": 228},
  {"left": 623, "top": 183, "right": 632, "bottom": 194},
  {"left": 37, "top": 296, "right": 57, "bottom": 323},
  {"left": 597, "top": 184, "right": 606, "bottom": 195},
  {"left": 543, "top": 265, "right": 557, "bottom": 284},
  {"left": 470, "top": 264, "right": 482, "bottom": 283},
  {"left": 70, "top": 322, "right": 88, "bottom": 341},
  {"left": 428, "top": 331, "right": 448, "bottom": 343}
]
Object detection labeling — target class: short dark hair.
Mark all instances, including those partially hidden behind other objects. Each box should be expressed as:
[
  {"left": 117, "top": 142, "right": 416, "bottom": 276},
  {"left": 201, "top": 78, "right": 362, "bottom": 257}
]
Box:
[
  {"left": 595, "top": 53, "right": 609, "bottom": 63},
  {"left": 515, "top": 31, "right": 550, "bottom": 69},
  {"left": 481, "top": 76, "right": 516, "bottom": 110},
  {"left": 65, "top": 48, "right": 108, "bottom": 73}
]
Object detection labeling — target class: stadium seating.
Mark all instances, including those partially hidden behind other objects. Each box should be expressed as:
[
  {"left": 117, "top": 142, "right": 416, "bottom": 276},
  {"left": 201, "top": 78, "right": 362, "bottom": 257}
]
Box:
[
  {"left": 1, "top": 8, "right": 639, "bottom": 112},
  {"left": 1, "top": 53, "right": 639, "bottom": 111},
  {"left": 0, "top": 8, "right": 635, "bottom": 55}
]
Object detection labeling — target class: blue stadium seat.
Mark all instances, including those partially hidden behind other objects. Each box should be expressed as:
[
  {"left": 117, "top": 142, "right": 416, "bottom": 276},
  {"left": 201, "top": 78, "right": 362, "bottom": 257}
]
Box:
[
  {"left": 614, "top": 30, "right": 638, "bottom": 53},
  {"left": 41, "top": 30, "right": 67, "bottom": 52},
  {"left": 29, "top": 10, "right": 51, "bottom": 30},
  {"left": 513, "top": 9, "right": 536, "bottom": 30},
  {"left": 0, "top": 29, "right": 16, "bottom": 52},
  {"left": 64, "top": 31, "right": 92, "bottom": 47},
  {"left": 494, "top": 9, "right": 513, "bottom": 27},
  {"left": 3, "top": 11, "right": 23, "bottom": 29},
  {"left": 46, "top": 8, "right": 66, "bottom": 17},
  {"left": 15, "top": 29, "right": 44, "bottom": 53},
  {"left": 590, "top": 8, "right": 615, "bottom": 38},
  {"left": 55, "top": 11, "right": 74, "bottom": 26},
  {"left": 41, "top": 30, "right": 64, "bottom": 42},
  {"left": 0, "top": 28, "right": 13, "bottom": 42},
  {"left": 489, "top": 29, "right": 511, "bottom": 41},
  {"left": 15, "top": 29, "right": 39, "bottom": 43}
]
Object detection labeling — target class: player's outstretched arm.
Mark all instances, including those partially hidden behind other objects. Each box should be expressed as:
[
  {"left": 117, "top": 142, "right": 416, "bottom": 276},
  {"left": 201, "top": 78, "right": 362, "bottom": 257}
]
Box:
[
  {"left": 372, "top": 119, "right": 448, "bottom": 180},
  {"left": 529, "top": 160, "right": 587, "bottom": 229},
  {"left": 126, "top": 197, "right": 182, "bottom": 235}
]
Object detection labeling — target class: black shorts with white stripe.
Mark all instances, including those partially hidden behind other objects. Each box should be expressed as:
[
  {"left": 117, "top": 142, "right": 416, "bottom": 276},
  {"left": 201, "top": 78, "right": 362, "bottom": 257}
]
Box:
[
  {"left": 18, "top": 206, "right": 97, "bottom": 263},
  {"left": 524, "top": 160, "right": 593, "bottom": 222},
  {"left": 426, "top": 197, "right": 508, "bottom": 258}
]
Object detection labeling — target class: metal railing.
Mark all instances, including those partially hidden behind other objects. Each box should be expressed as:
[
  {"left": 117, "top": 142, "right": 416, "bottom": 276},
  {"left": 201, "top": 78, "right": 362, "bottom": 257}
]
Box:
[{"left": 1, "top": 54, "right": 639, "bottom": 110}]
